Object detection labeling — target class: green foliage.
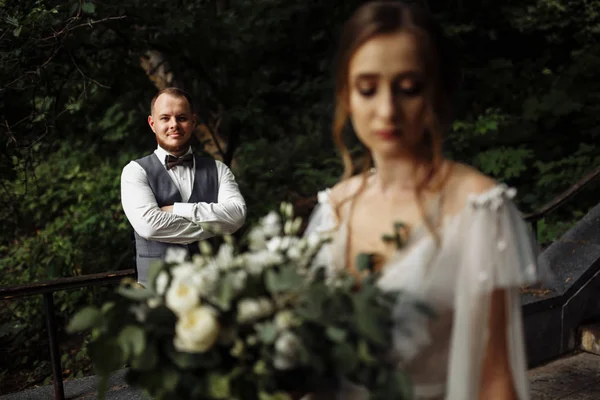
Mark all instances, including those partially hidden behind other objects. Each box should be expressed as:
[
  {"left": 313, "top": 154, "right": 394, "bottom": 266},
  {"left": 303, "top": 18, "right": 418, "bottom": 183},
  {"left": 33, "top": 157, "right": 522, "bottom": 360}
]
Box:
[{"left": 68, "top": 206, "right": 421, "bottom": 399}]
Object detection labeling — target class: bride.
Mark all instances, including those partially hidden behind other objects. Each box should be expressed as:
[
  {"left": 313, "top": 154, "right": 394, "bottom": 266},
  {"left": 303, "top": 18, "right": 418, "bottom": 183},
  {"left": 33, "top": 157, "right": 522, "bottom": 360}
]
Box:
[{"left": 305, "top": 1, "right": 543, "bottom": 399}]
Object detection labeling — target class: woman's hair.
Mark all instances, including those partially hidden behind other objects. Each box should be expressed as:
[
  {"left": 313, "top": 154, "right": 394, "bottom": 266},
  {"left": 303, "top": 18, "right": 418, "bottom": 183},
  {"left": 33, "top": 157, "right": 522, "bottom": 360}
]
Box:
[{"left": 332, "top": 1, "right": 460, "bottom": 237}]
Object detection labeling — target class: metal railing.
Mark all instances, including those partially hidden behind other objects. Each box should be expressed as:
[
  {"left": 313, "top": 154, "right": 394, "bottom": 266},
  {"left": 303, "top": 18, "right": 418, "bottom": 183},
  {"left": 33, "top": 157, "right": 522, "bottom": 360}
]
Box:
[
  {"left": 523, "top": 166, "right": 600, "bottom": 241},
  {"left": 0, "top": 269, "right": 136, "bottom": 400}
]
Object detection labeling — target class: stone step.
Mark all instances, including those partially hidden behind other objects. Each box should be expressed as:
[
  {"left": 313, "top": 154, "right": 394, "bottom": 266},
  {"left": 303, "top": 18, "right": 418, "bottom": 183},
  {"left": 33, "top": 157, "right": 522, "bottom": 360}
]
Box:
[
  {"left": 580, "top": 323, "right": 600, "bottom": 356},
  {"left": 529, "top": 352, "right": 600, "bottom": 399}
]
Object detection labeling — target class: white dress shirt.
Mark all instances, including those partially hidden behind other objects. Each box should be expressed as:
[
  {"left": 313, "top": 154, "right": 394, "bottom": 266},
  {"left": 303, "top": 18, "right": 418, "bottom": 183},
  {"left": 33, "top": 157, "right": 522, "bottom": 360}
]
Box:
[{"left": 121, "top": 146, "right": 246, "bottom": 244}]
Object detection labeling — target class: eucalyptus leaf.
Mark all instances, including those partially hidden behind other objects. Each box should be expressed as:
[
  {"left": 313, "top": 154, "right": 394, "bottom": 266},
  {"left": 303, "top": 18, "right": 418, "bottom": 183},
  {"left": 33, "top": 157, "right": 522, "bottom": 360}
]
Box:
[
  {"left": 167, "top": 346, "right": 221, "bottom": 370},
  {"left": 208, "top": 373, "right": 231, "bottom": 399},
  {"left": 67, "top": 306, "right": 102, "bottom": 333},
  {"left": 148, "top": 261, "right": 165, "bottom": 293},
  {"left": 355, "top": 253, "right": 376, "bottom": 272},
  {"left": 352, "top": 295, "right": 387, "bottom": 346},
  {"left": 216, "top": 273, "right": 236, "bottom": 311},
  {"left": 256, "top": 322, "right": 278, "bottom": 344},
  {"left": 88, "top": 339, "right": 124, "bottom": 375},
  {"left": 130, "top": 344, "right": 158, "bottom": 371},
  {"left": 325, "top": 326, "right": 347, "bottom": 343},
  {"left": 332, "top": 342, "right": 358, "bottom": 374},
  {"left": 118, "top": 325, "right": 146, "bottom": 359}
]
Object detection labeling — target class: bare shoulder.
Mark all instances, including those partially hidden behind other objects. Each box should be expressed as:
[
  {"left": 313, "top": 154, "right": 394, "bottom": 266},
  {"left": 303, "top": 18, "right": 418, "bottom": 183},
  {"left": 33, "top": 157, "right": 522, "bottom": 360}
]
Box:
[{"left": 443, "top": 162, "right": 499, "bottom": 213}]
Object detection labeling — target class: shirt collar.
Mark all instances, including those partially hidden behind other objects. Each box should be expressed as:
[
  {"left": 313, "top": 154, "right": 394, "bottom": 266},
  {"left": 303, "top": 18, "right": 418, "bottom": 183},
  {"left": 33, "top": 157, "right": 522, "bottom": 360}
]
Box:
[{"left": 154, "top": 145, "right": 192, "bottom": 162}]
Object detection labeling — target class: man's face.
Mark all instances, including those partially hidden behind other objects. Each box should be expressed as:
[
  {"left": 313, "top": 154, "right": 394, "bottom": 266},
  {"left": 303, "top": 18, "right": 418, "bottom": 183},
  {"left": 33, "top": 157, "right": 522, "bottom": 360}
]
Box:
[{"left": 148, "top": 93, "right": 196, "bottom": 156}]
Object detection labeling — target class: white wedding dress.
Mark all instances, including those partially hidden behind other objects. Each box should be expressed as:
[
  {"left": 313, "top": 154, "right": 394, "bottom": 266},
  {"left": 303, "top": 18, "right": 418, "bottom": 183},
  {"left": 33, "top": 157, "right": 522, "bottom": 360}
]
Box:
[{"left": 304, "top": 184, "right": 543, "bottom": 400}]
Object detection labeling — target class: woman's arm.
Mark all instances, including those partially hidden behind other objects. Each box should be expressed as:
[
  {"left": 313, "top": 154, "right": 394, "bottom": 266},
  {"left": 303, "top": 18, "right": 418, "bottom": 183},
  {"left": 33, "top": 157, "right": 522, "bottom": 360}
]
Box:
[{"left": 479, "top": 289, "right": 517, "bottom": 400}]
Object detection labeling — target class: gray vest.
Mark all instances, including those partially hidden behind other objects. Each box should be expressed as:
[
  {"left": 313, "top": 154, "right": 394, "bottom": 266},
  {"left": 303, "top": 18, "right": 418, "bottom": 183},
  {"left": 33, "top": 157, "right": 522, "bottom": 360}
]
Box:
[{"left": 132, "top": 153, "right": 218, "bottom": 285}]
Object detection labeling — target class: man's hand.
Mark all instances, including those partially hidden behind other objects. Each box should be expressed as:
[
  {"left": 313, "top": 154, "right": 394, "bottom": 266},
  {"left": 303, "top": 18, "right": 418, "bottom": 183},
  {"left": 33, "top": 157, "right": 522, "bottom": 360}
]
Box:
[{"left": 161, "top": 205, "right": 174, "bottom": 213}]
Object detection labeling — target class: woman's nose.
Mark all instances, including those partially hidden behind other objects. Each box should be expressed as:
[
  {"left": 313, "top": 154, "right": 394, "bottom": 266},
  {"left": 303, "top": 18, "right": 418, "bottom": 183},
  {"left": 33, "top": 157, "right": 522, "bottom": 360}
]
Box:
[{"left": 376, "top": 89, "right": 398, "bottom": 121}]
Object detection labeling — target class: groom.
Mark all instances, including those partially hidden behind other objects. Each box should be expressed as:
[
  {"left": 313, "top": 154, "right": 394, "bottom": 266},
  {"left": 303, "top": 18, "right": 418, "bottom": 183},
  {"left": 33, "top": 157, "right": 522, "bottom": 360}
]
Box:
[{"left": 121, "top": 87, "right": 247, "bottom": 286}]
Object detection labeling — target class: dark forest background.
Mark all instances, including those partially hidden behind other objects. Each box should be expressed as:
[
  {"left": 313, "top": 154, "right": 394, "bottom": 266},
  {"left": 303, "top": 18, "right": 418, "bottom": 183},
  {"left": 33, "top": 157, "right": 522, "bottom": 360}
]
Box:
[{"left": 1, "top": 0, "right": 598, "bottom": 393}]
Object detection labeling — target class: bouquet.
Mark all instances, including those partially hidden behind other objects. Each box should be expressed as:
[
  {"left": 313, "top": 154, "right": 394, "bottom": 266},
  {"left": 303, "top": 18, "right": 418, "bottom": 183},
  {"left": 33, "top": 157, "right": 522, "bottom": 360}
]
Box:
[{"left": 68, "top": 203, "right": 431, "bottom": 400}]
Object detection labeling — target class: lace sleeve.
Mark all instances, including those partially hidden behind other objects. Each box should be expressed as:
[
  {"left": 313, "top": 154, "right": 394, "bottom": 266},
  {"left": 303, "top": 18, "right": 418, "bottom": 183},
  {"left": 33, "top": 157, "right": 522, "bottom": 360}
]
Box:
[{"left": 447, "top": 184, "right": 547, "bottom": 399}]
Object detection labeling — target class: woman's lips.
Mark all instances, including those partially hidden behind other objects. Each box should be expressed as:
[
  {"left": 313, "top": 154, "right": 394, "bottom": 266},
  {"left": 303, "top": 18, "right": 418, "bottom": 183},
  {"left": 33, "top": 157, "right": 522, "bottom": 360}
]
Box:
[{"left": 375, "top": 129, "right": 400, "bottom": 140}]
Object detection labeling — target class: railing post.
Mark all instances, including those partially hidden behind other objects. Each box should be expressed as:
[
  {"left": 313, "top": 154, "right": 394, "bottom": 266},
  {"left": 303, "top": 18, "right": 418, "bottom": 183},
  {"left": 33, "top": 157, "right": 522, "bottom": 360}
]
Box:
[
  {"left": 43, "top": 292, "right": 65, "bottom": 400},
  {"left": 531, "top": 219, "right": 539, "bottom": 244}
]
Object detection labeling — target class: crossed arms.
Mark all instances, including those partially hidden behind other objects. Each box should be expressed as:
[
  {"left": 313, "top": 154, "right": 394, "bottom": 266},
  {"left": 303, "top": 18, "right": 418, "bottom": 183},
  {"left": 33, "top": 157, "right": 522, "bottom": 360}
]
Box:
[{"left": 121, "top": 160, "right": 246, "bottom": 245}]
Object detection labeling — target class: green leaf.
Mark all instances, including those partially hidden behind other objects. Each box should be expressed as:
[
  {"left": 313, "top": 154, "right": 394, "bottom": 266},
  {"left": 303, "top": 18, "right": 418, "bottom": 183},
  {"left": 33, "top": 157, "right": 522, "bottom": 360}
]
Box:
[
  {"left": 148, "top": 262, "right": 165, "bottom": 292},
  {"left": 208, "top": 373, "right": 230, "bottom": 399},
  {"left": 13, "top": 26, "right": 22, "bottom": 37},
  {"left": 325, "top": 326, "right": 347, "bottom": 343},
  {"left": 355, "top": 253, "right": 376, "bottom": 272},
  {"left": 101, "top": 302, "right": 115, "bottom": 314},
  {"left": 67, "top": 306, "right": 102, "bottom": 333},
  {"left": 255, "top": 321, "right": 278, "bottom": 344},
  {"left": 118, "top": 325, "right": 146, "bottom": 358},
  {"left": 130, "top": 344, "right": 158, "bottom": 371},
  {"left": 162, "top": 368, "right": 180, "bottom": 392},
  {"left": 216, "top": 274, "right": 235, "bottom": 311},
  {"left": 332, "top": 342, "right": 358, "bottom": 374},
  {"left": 167, "top": 345, "right": 221, "bottom": 370},
  {"left": 352, "top": 294, "right": 387, "bottom": 346},
  {"left": 265, "top": 265, "right": 303, "bottom": 294},
  {"left": 357, "top": 340, "right": 376, "bottom": 364},
  {"left": 296, "top": 285, "right": 326, "bottom": 321},
  {"left": 82, "top": 2, "right": 96, "bottom": 14},
  {"left": 145, "top": 306, "right": 176, "bottom": 333},
  {"left": 116, "top": 286, "right": 155, "bottom": 301},
  {"left": 88, "top": 339, "right": 124, "bottom": 375}
]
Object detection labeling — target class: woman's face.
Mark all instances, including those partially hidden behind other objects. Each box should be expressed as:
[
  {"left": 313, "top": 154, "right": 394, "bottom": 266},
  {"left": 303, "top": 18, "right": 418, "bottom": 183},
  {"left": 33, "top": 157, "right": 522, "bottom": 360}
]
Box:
[{"left": 347, "top": 31, "right": 428, "bottom": 159}]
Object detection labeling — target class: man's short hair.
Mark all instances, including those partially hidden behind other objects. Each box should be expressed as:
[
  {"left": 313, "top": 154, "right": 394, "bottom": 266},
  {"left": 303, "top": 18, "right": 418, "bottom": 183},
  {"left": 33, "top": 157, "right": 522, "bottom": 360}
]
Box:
[{"left": 150, "top": 87, "right": 194, "bottom": 114}]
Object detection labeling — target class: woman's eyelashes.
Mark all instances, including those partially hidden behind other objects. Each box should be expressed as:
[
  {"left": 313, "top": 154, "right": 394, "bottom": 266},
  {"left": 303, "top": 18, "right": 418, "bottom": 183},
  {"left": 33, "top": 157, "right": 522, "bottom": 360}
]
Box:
[{"left": 356, "top": 79, "right": 423, "bottom": 98}]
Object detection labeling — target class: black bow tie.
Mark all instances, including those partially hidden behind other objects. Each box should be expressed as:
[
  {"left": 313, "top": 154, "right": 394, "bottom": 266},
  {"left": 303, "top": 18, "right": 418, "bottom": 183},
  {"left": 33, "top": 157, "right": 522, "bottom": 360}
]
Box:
[{"left": 165, "top": 154, "right": 193, "bottom": 170}]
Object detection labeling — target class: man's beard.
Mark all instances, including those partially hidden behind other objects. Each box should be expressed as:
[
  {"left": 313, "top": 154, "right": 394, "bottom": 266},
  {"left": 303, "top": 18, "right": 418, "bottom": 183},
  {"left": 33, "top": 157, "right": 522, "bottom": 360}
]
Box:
[{"left": 156, "top": 133, "right": 192, "bottom": 156}]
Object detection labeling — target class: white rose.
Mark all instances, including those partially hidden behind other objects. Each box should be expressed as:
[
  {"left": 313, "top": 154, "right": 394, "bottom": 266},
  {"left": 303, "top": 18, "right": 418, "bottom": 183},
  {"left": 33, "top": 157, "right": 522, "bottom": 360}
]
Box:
[
  {"left": 247, "top": 227, "right": 267, "bottom": 251},
  {"left": 236, "top": 297, "right": 275, "bottom": 324},
  {"left": 286, "top": 246, "right": 301, "bottom": 260},
  {"left": 280, "top": 236, "right": 291, "bottom": 251},
  {"left": 165, "top": 280, "right": 200, "bottom": 316},
  {"left": 261, "top": 211, "right": 281, "bottom": 238},
  {"left": 231, "top": 270, "right": 248, "bottom": 293},
  {"left": 164, "top": 247, "right": 188, "bottom": 264},
  {"left": 215, "top": 243, "right": 235, "bottom": 270},
  {"left": 244, "top": 250, "right": 284, "bottom": 274},
  {"left": 266, "top": 236, "right": 282, "bottom": 253},
  {"left": 154, "top": 271, "right": 169, "bottom": 295},
  {"left": 171, "top": 262, "right": 196, "bottom": 282},
  {"left": 189, "top": 264, "right": 219, "bottom": 295},
  {"left": 174, "top": 306, "right": 220, "bottom": 353},
  {"left": 273, "top": 331, "right": 302, "bottom": 370},
  {"left": 274, "top": 310, "right": 295, "bottom": 331}
]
